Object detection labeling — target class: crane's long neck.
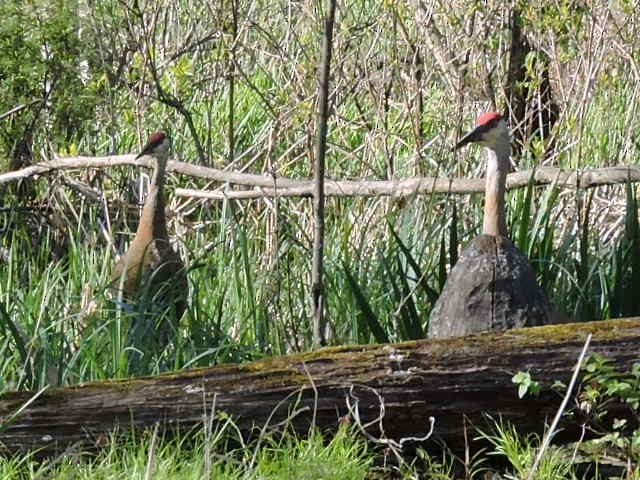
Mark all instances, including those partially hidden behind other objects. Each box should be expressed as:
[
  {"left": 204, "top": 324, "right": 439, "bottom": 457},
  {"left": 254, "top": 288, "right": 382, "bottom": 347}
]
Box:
[
  {"left": 483, "top": 144, "right": 510, "bottom": 238},
  {"left": 137, "top": 157, "right": 169, "bottom": 239}
]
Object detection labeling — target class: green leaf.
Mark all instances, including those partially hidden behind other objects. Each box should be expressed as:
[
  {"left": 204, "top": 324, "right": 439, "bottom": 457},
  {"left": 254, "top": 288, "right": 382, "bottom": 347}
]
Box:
[
  {"left": 518, "top": 383, "right": 528, "bottom": 399},
  {"left": 342, "top": 262, "right": 388, "bottom": 344}
]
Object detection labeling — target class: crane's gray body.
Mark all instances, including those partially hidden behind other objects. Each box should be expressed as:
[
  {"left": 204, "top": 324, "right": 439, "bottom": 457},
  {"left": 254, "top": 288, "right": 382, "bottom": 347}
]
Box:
[{"left": 428, "top": 235, "right": 552, "bottom": 339}]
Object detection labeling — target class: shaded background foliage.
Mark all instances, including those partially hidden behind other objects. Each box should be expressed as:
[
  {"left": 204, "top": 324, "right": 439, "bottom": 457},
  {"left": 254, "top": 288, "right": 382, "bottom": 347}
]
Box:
[{"left": 0, "top": 0, "right": 639, "bottom": 387}]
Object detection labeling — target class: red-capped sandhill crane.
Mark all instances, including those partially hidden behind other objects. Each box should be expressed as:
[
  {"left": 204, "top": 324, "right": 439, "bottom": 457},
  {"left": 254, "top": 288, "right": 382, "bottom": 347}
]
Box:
[
  {"left": 112, "top": 132, "right": 188, "bottom": 347},
  {"left": 428, "top": 112, "right": 552, "bottom": 338}
]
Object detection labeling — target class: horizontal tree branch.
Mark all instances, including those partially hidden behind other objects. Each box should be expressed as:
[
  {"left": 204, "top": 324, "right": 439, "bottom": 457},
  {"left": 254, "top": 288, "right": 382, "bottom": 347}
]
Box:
[
  {"left": 0, "top": 155, "right": 300, "bottom": 189},
  {"left": 0, "top": 102, "right": 39, "bottom": 122},
  {"left": 1, "top": 155, "right": 639, "bottom": 199},
  {"left": 0, "top": 318, "right": 638, "bottom": 457},
  {"left": 175, "top": 164, "right": 640, "bottom": 200}
]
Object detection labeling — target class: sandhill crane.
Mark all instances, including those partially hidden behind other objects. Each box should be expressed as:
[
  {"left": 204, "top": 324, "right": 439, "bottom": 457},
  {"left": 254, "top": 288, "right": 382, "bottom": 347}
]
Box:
[
  {"left": 428, "top": 112, "right": 551, "bottom": 338},
  {"left": 454, "top": 111, "right": 510, "bottom": 237},
  {"left": 112, "top": 132, "right": 188, "bottom": 347}
]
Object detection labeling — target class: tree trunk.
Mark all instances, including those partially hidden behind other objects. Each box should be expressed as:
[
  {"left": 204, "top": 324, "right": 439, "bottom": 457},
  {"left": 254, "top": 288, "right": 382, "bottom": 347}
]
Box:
[{"left": 0, "top": 318, "right": 639, "bottom": 457}]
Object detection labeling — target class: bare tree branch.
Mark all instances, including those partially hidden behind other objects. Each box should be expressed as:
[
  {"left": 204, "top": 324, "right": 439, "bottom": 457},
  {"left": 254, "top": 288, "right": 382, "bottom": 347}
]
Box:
[
  {"left": 174, "top": 165, "right": 640, "bottom": 199},
  {"left": 311, "top": 0, "right": 337, "bottom": 348},
  {"left": 2, "top": 156, "right": 640, "bottom": 199}
]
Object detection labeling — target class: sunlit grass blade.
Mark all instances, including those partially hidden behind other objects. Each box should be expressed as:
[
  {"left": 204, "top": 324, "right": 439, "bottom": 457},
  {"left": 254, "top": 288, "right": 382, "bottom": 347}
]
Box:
[
  {"left": 438, "top": 229, "right": 447, "bottom": 292},
  {"left": 515, "top": 172, "right": 535, "bottom": 254},
  {"left": 576, "top": 190, "right": 596, "bottom": 321},
  {"left": 448, "top": 201, "right": 458, "bottom": 268},
  {"left": 394, "top": 256, "right": 424, "bottom": 339},
  {"left": 0, "top": 303, "right": 29, "bottom": 381},
  {"left": 387, "top": 221, "right": 439, "bottom": 304},
  {"left": 624, "top": 181, "right": 640, "bottom": 315},
  {"left": 611, "top": 181, "right": 640, "bottom": 317},
  {"left": 341, "top": 262, "right": 388, "bottom": 344}
]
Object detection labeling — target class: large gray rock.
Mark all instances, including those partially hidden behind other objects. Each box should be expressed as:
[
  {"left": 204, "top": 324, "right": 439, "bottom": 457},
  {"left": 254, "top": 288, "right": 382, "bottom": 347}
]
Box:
[{"left": 428, "top": 234, "right": 552, "bottom": 339}]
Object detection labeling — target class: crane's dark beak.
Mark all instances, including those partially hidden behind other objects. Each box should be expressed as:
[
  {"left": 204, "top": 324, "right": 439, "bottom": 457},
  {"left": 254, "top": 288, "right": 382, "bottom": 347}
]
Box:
[
  {"left": 136, "top": 141, "right": 157, "bottom": 160},
  {"left": 452, "top": 125, "right": 484, "bottom": 151}
]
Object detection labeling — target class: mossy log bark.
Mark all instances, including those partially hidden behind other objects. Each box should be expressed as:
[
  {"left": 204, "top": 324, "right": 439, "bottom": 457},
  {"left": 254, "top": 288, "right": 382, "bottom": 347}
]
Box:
[{"left": 1, "top": 319, "right": 639, "bottom": 457}]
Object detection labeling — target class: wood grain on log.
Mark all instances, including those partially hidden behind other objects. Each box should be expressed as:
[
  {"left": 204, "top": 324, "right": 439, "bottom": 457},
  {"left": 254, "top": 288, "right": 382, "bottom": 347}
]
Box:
[{"left": 0, "top": 319, "right": 638, "bottom": 457}]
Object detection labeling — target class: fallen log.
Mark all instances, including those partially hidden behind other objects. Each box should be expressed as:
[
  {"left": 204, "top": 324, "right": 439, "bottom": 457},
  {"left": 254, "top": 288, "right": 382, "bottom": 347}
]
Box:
[{"left": 0, "top": 318, "right": 639, "bottom": 457}]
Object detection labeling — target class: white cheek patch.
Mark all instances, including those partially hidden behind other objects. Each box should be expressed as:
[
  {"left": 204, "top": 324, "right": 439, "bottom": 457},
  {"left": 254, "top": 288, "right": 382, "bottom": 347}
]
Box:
[{"left": 479, "top": 120, "right": 509, "bottom": 150}]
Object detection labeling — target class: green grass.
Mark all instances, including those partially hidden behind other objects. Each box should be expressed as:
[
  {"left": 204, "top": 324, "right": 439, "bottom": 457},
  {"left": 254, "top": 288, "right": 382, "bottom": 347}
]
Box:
[
  {"left": 0, "top": 425, "right": 373, "bottom": 480},
  {"left": 2, "top": 417, "right": 635, "bottom": 480},
  {"left": 477, "top": 418, "right": 578, "bottom": 480}
]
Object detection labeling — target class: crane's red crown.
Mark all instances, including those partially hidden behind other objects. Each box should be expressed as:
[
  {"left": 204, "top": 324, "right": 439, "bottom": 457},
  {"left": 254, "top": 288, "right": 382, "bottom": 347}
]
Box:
[
  {"left": 137, "top": 131, "right": 168, "bottom": 158},
  {"left": 454, "top": 112, "right": 504, "bottom": 151},
  {"left": 476, "top": 111, "right": 502, "bottom": 126},
  {"left": 147, "top": 131, "right": 166, "bottom": 146}
]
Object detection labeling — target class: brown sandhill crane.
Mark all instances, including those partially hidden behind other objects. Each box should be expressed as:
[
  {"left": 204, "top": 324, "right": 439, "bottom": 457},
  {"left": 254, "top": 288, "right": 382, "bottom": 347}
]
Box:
[
  {"left": 112, "top": 132, "right": 187, "bottom": 346},
  {"left": 428, "top": 112, "right": 551, "bottom": 338}
]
